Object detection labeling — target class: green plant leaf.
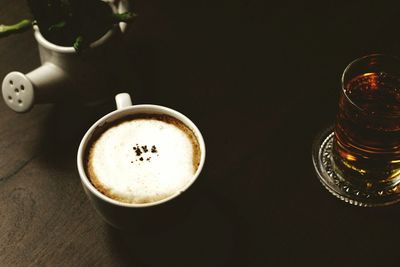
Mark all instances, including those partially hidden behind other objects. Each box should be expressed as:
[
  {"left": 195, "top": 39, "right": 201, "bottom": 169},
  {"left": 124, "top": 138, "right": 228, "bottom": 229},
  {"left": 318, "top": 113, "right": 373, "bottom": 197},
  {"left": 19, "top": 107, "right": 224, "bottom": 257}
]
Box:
[
  {"left": 48, "top": 20, "right": 66, "bottom": 32},
  {"left": 111, "top": 12, "right": 137, "bottom": 23}
]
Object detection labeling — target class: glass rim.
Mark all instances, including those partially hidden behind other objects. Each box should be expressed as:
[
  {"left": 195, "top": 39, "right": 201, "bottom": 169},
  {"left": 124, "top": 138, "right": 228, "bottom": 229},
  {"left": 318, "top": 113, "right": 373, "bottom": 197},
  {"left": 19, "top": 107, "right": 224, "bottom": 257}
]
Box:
[{"left": 341, "top": 53, "right": 400, "bottom": 118}]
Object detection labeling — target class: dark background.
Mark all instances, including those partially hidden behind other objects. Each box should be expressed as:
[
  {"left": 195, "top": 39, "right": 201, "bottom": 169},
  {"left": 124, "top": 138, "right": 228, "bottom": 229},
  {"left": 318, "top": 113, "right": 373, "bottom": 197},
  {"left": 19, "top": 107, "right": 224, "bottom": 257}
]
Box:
[{"left": 2, "top": 0, "right": 400, "bottom": 266}]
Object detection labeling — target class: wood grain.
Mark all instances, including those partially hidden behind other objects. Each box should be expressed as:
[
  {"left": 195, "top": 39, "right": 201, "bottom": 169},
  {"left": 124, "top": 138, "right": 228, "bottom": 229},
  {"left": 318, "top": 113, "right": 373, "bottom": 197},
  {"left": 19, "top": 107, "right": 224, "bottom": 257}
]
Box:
[{"left": 2, "top": 0, "right": 400, "bottom": 266}]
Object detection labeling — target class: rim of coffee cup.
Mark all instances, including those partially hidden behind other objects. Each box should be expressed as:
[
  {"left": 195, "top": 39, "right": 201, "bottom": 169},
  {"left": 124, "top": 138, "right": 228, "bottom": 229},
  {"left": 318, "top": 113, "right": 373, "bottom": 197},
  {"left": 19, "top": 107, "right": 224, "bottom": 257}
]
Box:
[{"left": 77, "top": 104, "right": 206, "bottom": 208}]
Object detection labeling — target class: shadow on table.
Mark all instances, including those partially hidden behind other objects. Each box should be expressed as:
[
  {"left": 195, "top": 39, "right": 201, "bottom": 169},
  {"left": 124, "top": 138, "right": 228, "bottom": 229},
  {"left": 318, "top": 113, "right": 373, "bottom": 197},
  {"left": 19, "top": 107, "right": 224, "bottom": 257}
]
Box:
[
  {"left": 35, "top": 97, "right": 122, "bottom": 170},
  {"left": 103, "top": 176, "right": 241, "bottom": 267}
]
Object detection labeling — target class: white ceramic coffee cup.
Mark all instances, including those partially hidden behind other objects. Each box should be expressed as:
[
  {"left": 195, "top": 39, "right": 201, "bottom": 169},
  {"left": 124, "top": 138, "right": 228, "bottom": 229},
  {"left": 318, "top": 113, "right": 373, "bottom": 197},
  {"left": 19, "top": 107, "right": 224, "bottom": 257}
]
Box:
[{"left": 77, "top": 93, "right": 206, "bottom": 229}]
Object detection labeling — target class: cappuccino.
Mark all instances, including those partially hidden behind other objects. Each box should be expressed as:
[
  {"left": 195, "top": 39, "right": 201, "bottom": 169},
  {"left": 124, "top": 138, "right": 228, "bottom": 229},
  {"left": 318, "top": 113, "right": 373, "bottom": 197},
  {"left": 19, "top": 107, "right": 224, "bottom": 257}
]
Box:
[{"left": 85, "top": 114, "right": 201, "bottom": 204}]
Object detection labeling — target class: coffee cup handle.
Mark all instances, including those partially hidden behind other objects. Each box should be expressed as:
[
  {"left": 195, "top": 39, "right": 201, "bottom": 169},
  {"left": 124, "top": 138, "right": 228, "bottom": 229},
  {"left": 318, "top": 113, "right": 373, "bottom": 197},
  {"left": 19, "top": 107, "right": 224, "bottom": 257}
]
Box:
[{"left": 115, "top": 93, "right": 133, "bottom": 110}]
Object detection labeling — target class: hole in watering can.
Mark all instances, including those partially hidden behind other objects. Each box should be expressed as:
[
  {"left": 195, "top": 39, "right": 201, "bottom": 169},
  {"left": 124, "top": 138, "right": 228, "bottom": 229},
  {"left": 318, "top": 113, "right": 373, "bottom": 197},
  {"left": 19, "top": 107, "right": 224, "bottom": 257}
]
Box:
[
  {"left": 18, "top": 99, "right": 22, "bottom": 104},
  {"left": 14, "top": 88, "right": 19, "bottom": 93},
  {"left": 8, "top": 96, "right": 12, "bottom": 100},
  {"left": 20, "top": 85, "right": 24, "bottom": 91},
  {"left": 9, "top": 80, "right": 13, "bottom": 85}
]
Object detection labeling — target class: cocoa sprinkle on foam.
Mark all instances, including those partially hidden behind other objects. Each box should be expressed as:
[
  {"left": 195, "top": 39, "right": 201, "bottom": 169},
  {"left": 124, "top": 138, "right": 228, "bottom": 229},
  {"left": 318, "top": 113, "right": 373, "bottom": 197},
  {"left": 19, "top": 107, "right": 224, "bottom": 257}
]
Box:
[{"left": 132, "top": 144, "right": 158, "bottom": 162}]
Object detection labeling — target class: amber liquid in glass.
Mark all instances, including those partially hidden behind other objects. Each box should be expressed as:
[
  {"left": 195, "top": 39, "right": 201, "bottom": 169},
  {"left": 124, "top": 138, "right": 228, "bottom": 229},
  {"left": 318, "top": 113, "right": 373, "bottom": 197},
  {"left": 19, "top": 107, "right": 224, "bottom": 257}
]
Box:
[{"left": 333, "top": 72, "right": 400, "bottom": 189}]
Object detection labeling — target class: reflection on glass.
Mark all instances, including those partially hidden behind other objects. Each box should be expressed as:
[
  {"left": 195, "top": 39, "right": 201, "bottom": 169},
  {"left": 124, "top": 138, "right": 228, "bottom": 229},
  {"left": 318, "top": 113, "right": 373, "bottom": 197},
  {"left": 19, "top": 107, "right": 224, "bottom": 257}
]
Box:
[{"left": 313, "top": 54, "right": 400, "bottom": 207}]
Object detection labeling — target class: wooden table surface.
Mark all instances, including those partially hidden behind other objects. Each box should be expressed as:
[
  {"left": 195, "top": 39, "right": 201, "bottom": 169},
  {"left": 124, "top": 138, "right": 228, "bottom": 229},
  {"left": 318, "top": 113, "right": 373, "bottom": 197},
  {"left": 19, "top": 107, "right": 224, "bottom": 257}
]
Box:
[{"left": 2, "top": 0, "right": 400, "bottom": 266}]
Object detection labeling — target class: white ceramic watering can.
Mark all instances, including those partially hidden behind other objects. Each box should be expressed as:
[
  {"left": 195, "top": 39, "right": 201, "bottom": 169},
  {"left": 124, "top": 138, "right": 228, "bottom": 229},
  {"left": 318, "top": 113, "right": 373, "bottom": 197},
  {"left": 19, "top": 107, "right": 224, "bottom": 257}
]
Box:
[{"left": 2, "top": 0, "right": 131, "bottom": 112}]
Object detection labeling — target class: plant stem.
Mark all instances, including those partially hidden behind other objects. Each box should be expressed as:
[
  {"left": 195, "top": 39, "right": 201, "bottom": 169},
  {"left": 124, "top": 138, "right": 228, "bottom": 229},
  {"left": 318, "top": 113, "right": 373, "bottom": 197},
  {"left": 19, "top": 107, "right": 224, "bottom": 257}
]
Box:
[
  {"left": 73, "top": 35, "right": 84, "bottom": 53},
  {"left": 0, "top": 19, "right": 32, "bottom": 37}
]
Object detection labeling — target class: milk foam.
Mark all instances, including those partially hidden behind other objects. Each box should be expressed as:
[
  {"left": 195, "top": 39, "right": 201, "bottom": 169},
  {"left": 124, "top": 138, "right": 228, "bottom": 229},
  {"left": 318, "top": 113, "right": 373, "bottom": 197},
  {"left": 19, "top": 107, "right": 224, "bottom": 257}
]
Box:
[{"left": 88, "top": 117, "right": 199, "bottom": 204}]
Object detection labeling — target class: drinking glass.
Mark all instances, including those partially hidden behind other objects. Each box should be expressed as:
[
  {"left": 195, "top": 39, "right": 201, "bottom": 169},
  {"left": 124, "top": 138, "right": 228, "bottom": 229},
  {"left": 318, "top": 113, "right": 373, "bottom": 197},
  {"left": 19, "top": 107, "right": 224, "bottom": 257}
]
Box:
[{"left": 312, "top": 54, "right": 400, "bottom": 207}]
